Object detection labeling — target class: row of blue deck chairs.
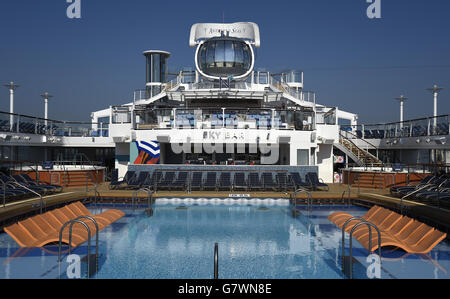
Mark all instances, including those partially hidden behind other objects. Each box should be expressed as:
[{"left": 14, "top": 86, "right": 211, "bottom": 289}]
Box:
[
  {"left": 390, "top": 174, "right": 450, "bottom": 205},
  {"left": 110, "top": 170, "right": 329, "bottom": 192},
  {"left": 0, "top": 173, "right": 63, "bottom": 203}
]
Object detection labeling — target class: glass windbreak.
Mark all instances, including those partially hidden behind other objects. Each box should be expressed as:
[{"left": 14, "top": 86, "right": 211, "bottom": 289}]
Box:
[
  {"left": 112, "top": 107, "right": 131, "bottom": 124},
  {"left": 294, "top": 110, "right": 314, "bottom": 131},
  {"left": 282, "top": 71, "right": 302, "bottom": 83},
  {"left": 432, "top": 115, "right": 449, "bottom": 136},
  {"left": 198, "top": 38, "right": 252, "bottom": 78}
]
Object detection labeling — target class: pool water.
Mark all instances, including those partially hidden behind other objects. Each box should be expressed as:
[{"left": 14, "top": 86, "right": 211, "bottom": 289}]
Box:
[{"left": 0, "top": 200, "right": 449, "bottom": 279}]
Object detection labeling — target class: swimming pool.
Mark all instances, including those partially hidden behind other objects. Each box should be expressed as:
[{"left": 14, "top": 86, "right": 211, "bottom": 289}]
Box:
[{"left": 0, "top": 199, "right": 449, "bottom": 279}]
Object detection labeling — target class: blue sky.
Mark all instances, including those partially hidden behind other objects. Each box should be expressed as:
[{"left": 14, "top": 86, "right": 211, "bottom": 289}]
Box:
[{"left": 0, "top": 0, "right": 449, "bottom": 124}]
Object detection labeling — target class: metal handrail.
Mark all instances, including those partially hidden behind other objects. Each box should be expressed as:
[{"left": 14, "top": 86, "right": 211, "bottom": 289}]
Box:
[
  {"left": 2, "top": 181, "right": 6, "bottom": 208},
  {"left": 385, "top": 173, "right": 396, "bottom": 189},
  {"left": 11, "top": 181, "right": 44, "bottom": 214},
  {"left": 339, "top": 133, "right": 383, "bottom": 166},
  {"left": 214, "top": 243, "right": 219, "bottom": 280},
  {"left": 341, "top": 217, "right": 382, "bottom": 279},
  {"left": 400, "top": 184, "right": 434, "bottom": 214},
  {"left": 341, "top": 129, "right": 379, "bottom": 150},
  {"left": 132, "top": 188, "right": 153, "bottom": 208},
  {"left": 291, "top": 188, "right": 312, "bottom": 217},
  {"left": 75, "top": 216, "right": 99, "bottom": 274},
  {"left": 349, "top": 222, "right": 382, "bottom": 279},
  {"left": 342, "top": 217, "right": 368, "bottom": 264},
  {"left": 58, "top": 219, "right": 92, "bottom": 279},
  {"left": 345, "top": 172, "right": 360, "bottom": 205}
]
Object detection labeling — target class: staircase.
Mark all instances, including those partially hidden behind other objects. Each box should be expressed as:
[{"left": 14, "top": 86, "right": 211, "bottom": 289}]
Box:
[
  {"left": 61, "top": 170, "right": 103, "bottom": 188},
  {"left": 337, "top": 132, "right": 383, "bottom": 168},
  {"left": 352, "top": 172, "right": 384, "bottom": 189}
]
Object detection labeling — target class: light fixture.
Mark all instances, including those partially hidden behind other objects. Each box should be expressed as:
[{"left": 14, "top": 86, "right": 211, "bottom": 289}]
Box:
[{"left": 435, "top": 137, "right": 447, "bottom": 145}]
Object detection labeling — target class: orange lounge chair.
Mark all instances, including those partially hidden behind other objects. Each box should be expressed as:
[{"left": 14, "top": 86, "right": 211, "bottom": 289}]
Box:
[
  {"left": 65, "top": 204, "right": 110, "bottom": 229},
  {"left": 4, "top": 222, "right": 85, "bottom": 248},
  {"left": 73, "top": 201, "right": 125, "bottom": 223},
  {"left": 61, "top": 205, "right": 107, "bottom": 231},
  {"left": 357, "top": 219, "right": 424, "bottom": 247},
  {"left": 328, "top": 204, "right": 447, "bottom": 254},
  {"left": 351, "top": 211, "right": 403, "bottom": 240},
  {"left": 20, "top": 218, "right": 86, "bottom": 246},
  {"left": 328, "top": 205, "right": 380, "bottom": 223},
  {"left": 334, "top": 206, "right": 384, "bottom": 229},
  {"left": 4, "top": 202, "right": 126, "bottom": 248},
  {"left": 330, "top": 206, "right": 383, "bottom": 227},
  {"left": 357, "top": 222, "right": 439, "bottom": 253},
  {"left": 404, "top": 229, "right": 447, "bottom": 254},
  {"left": 31, "top": 213, "right": 86, "bottom": 243},
  {"left": 341, "top": 208, "right": 394, "bottom": 238},
  {"left": 46, "top": 209, "right": 92, "bottom": 239}
]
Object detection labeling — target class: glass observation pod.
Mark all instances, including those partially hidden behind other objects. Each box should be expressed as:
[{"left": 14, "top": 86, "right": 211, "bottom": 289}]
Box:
[
  {"left": 143, "top": 50, "right": 171, "bottom": 98},
  {"left": 195, "top": 37, "right": 255, "bottom": 81}
]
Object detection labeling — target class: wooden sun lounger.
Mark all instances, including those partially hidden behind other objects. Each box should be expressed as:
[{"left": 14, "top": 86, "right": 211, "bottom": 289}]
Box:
[
  {"left": 333, "top": 206, "right": 384, "bottom": 229},
  {"left": 351, "top": 212, "right": 403, "bottom": 240},
  {"left": 4, "top": 201, "right": 125, "bottom": 248},
  {"left": 328, "top": 205, "right": 447, "bottom": 254},
  {"left": 328, "top": 205, "right": 381, "bottom": 224},
  {"left": 72, "top": 201, "right": 125, "bottom": 223},
  {"left": 4, "top": 222, "right": 85, "bottom": 248}
]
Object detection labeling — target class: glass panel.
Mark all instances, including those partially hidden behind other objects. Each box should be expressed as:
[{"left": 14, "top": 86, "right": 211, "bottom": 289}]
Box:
[
  {"left": 214, "top": 40, "right": 225, "bottom": 67},
  {"left": 153, "top": 54, "right": 161, "bottom": 83},
  {"left": 198, "top": 38, "right": 252, "bottom": 78},
  {"left": 297, "top": 149, "right": 309, "bottom": 166},
  {"left": 224, "top": 41, "right": 235, "bottom": 67},
  {"left": 234, "top": 42, "right": 244, "bottom": 67},
  {"left": 206, "top": 42, "right": 216, "bottom": 68}
]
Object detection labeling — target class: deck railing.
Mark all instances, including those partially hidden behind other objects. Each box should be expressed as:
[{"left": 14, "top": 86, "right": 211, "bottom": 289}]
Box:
[
  {"left": 0, "top": 111, "right": 109, "bottom": 138},
  {"left": 341, "top": 114, "right": 450, "bottom": 140}
]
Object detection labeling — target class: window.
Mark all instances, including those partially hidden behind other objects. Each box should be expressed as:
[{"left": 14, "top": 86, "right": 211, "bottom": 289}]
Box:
[
  {"left": 297, "top": 149, "right": 309, "bottom": 166},
  {"left": 197, "top": 38, "right": 252, "bottom": 78}
]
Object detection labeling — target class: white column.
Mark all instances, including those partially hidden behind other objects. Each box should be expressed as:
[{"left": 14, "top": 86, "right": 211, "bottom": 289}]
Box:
[
  {"left": 9, "top": 88, "right": 14, "bottom": 131},
  {"left": 433, "top": 91, "right": 438, "bottom": 129},
  {"left": 44, "top": 98, "right": 49, "bottom": 126},
  {"left": 400, "top": 100, "right": 404, "bottom": 123}
]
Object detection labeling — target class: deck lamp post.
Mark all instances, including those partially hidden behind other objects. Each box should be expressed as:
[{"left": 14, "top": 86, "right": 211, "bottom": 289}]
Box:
[
  {"left": 3, "top": 82, "right": 19, "bottom": 131},
  {"left": 40, "top": 92, "right": 53, "bottom": 127},
  {"left": 426, "top": 85, "right": 444, "bottom": 131},
  {"left": 394, "top": 95, "right": 408, "bottom": 128}
]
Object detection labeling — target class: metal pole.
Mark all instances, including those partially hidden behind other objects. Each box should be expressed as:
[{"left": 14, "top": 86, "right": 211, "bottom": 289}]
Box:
[
  {"left": 4, "top": 82, "right": 19, "bottom": 131},
  {"left": 427, "top": 85, "right": 444, "bottom": 132},
  {"left": 214, "top": 243, "right": 219, "bottom": 279}
]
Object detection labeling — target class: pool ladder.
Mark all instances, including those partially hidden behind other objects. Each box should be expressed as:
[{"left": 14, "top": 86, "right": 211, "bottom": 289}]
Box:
[
  {"left": 132, "top": 188, "right": 154, "bottom": 216},
  {"left": 341, "top": 218, "right": 382, "bottom": 279},
  {"left": 214, "top": 243, "right": 219, "bottom": 279},
  {"left": 58, "top": 217, "right": 100, "bottom": 279},
  {"left": 290, "top": 189, "right": 312, "bottom": 217}
]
